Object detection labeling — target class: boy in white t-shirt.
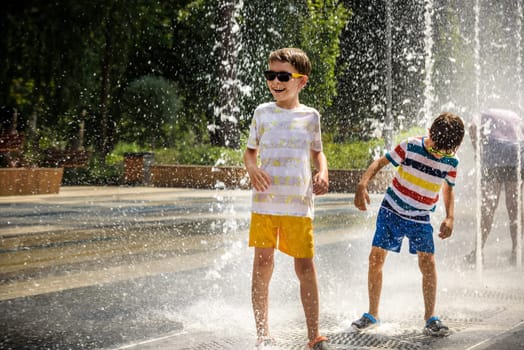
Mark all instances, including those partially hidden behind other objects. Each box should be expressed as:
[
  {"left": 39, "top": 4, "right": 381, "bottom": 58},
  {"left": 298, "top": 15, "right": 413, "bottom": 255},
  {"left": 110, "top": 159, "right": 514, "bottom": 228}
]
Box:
[{"left": 244, "top": 48, "right": 330, "bottom": 350}]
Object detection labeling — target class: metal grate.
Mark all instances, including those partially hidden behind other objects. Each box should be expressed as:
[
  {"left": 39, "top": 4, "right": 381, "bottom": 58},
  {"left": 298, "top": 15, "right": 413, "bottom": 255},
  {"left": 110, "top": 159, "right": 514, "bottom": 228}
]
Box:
[
  {"left": 178, "top": 330, "right": 429, "bottom": 350},
  {"left": 328, "top": 331, "right": 425, "bottom": 349},
  {"left": 172, "top": 286, "right": 524, "bottom": 350},
  {"left": 177, "top": 324, "right": 434, "bottom": 350}
]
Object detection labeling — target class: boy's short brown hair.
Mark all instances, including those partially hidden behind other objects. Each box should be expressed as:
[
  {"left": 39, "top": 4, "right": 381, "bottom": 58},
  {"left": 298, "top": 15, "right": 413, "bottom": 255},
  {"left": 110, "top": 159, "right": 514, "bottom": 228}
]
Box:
[
  {"left": 268, "top": 48, "right": 312, "bottom": 76},
  {"left": 429, "top": 112, "right": 465, "bottom": 152}
]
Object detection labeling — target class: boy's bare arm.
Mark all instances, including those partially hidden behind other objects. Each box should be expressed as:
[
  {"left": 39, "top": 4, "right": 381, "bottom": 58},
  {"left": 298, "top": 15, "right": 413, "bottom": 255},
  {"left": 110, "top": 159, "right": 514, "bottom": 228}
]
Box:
[
  {"left": 438, "top": 181, "right": 455, "bottom": 239},
  {"left": 244, "top": 148, "right": 271, "bottom": 192},
  {"left": 311, "top": 150, "right": 329, "bottom": 195},
  {"left": 354, "top": 156, "right": 390, "bottom": 211}
]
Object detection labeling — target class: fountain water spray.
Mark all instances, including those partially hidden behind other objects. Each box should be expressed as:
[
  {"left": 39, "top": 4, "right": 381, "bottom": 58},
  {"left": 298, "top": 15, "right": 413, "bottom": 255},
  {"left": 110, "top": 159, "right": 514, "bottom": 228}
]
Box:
[
  {"left": 516, "top": 0, "right": 523, "bottom": 269},
  {"left": 384, "top": 0, "right": 393, "bottom": 151},
  {"left": 473, "top": 0, "right": 483, "bottom": 276},
  {"left": 210, "top": 0, "right": 245, "bottom": 148},
  {"left": 422, "top": 0, "right": 434, "bottom": 126}
]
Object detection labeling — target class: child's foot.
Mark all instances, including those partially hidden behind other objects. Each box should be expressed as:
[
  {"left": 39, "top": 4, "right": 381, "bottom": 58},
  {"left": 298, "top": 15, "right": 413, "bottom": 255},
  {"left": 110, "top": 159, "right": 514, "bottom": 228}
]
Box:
[
  {"left": 351, "top": 312, "right": 379, "bottom": 330},
  {"left": 307, "top": 335, "right": 331, "bottom": 350},
  {"left": 255, "top": 336, "right": 276, "bottom": 349},
  {"left": 423, "top": 316, "right": 450, "bottom": 337}
]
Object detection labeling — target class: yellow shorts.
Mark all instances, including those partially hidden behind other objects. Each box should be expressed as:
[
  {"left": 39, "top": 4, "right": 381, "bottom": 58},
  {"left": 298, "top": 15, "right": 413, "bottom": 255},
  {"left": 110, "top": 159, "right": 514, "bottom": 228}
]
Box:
[{"left": 248, "top": 213, "right": 314, "bottom": 258}]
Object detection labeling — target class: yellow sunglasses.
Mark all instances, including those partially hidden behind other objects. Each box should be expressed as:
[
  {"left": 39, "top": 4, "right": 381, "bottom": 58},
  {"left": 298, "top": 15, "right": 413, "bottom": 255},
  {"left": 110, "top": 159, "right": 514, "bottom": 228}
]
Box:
[
  {"left": 264, "top": 70, "right": 305, "bottom": 82},
  {"left": 427, "top": 146, "right": 456, "bottom": 158}
]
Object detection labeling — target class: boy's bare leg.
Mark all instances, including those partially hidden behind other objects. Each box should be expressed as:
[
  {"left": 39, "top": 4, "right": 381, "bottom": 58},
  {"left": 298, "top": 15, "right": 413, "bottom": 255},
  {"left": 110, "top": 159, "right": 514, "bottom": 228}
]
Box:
[
  {"left": 295, "top": 257, "right": 320, "bottom": 342},
  {"left": 418, "top": 251, "right": 437, "bottom": 321},
  {"left": 252, "top": 247, "right": 275, "bottom": 339},
  {"left": 368, "top": 246, "right": 387, "bottom": 318}
]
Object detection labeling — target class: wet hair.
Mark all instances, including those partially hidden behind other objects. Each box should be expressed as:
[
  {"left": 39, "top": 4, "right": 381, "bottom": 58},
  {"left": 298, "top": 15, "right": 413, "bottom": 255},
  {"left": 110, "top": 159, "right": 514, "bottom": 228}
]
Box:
[
  {"left": 268, "top": 48, "right": 312, "bottom": 76},
  {"left": 429, "top": 112, "right": 465, "bottom": 152}
]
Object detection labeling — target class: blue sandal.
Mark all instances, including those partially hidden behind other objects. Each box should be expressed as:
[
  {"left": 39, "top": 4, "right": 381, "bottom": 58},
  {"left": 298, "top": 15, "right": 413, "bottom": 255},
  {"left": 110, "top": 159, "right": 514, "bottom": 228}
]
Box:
[
  {"left": 352, "top": 312, "right": 380, "bottom": 330},
  {"left": 424, "top": 316, "right": 450, "bottom": 337}
]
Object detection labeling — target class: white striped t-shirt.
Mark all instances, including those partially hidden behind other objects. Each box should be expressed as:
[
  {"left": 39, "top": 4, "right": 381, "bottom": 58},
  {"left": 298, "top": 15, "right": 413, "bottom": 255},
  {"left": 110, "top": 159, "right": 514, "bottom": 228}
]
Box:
[{"left": 246, "top": 102, "right": 323, "bottom": 218}]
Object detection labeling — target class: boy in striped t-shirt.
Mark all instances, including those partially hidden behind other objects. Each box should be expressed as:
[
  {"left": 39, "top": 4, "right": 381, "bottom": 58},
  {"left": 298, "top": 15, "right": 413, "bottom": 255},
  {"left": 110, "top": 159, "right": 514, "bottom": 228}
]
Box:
[{"left": 351, "top": 112, "right": 465, "bottom": 337}]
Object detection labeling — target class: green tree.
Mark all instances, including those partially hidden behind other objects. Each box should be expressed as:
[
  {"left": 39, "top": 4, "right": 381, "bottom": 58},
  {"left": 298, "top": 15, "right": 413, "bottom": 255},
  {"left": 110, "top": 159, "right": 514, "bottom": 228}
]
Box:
[
  {"left": 91, "top": 1, "right": 170, "bottom": 159},
  {"left": 0, "top": 2, "right": 103, "bottom": 149},
  {"left": 168, "top": 0, "right": 219, "bottom": 145},
  {"left": 238, "top": 0, "right": 349, "bottom": 135},
  {"left": 0, "top": 0, "right": 351, "bottom": 165},
  {"left": 299, "top": 0, "right": 350, "bottom": 115},
  {"left": 238, "top": 1, "right": 307, "bottom": 125},
  {"left": 121, "top": 75, "right": 182, "bottom": 149},
  {"left": 332, "top": 0, "right": 426, "bottom": 142}
]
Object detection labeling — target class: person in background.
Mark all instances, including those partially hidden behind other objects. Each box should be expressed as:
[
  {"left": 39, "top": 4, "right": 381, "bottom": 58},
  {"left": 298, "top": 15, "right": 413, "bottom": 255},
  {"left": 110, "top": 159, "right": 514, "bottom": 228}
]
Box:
[
  {"left": 466, "top": 109, "right": 523, "bottom": 266},
  {"left": 351, "top": 112, "right": 465, "bottom": 337},
  {"left": 244, "top": 48, "right": 331, "bottom": 350}
]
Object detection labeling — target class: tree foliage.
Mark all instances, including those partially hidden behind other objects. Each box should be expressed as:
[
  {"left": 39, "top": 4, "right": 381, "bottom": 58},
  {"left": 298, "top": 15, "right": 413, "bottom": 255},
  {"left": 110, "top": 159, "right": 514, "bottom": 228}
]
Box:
[
  {"left": 300, "top": 0, "right": 350, "bottom": 115},
  {"left": 1, "top": 0, "right": 351, "bottom": 157},
  {"left": 121, "top": 75, "right": 182, "bottom": 149},
  {"left": 332, "top": 0, "right": 427, "bottom": 141},
  {"left": 3, "top": 0, "right": 520, "bottom": 168}
]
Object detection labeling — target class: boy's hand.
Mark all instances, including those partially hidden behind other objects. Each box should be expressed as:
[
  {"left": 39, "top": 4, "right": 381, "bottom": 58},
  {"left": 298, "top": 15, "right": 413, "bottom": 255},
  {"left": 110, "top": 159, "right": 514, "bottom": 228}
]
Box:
[
  {"left": 354, "top": 183, "right": 370, "bottom": 211},
  {"left": 247, "top": 166, "right": 271, "bottom": 192},
  {"left": 438, "top": 217, "right": 454, "bottom": 239},
  {"left": 313, "top": 170, "right": 329, "bottom": 195}
]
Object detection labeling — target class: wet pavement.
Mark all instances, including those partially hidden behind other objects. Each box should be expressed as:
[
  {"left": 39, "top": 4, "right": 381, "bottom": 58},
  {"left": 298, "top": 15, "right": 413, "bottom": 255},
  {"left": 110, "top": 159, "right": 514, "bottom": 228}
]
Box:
[{"left": 0, "top": 186, "right": 523, "bottom": 350}]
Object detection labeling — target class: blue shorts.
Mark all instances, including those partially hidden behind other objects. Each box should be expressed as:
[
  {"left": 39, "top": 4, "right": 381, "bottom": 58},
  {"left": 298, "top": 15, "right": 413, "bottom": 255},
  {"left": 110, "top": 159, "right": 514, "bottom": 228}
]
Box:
[{"left": 372, "top": 207, "right": 434, "bottom": 254}]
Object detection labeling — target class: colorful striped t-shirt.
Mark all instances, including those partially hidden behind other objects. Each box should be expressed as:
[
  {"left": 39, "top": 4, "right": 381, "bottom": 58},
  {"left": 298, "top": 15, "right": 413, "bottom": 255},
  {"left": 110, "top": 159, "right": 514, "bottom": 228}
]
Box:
[{"left": 383, "top": 136, "right": 459, "bottom": 222}]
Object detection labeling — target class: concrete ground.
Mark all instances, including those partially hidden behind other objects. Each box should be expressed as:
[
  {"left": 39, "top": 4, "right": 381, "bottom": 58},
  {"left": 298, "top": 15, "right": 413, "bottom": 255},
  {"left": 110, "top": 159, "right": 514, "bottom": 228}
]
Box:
[{"left": 1, "top": 186, "right": 523, "bottom": 350}]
